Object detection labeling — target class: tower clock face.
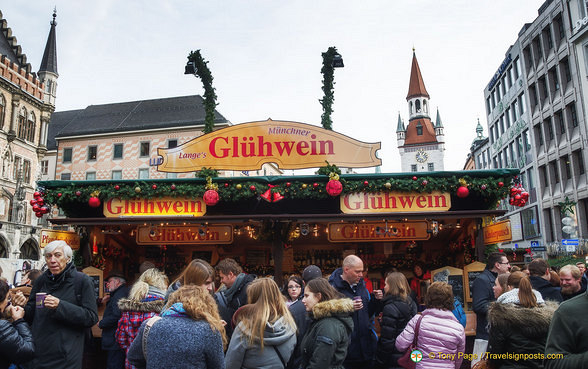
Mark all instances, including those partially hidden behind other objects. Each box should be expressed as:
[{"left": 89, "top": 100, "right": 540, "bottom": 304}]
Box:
[{"left": 416, "top": 149, "right": 428, "bottom": 163}]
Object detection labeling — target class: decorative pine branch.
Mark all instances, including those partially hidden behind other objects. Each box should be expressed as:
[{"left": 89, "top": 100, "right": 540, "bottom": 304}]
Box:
[{"left": 188, "top": 50, "right": 217, "bottom": 134}]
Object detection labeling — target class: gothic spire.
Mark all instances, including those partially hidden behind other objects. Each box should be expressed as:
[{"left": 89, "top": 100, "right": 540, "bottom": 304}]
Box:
[
  {"left": 435, "top": 108, "right": 443, "bottom": 128},
  {"left": 406, "top": 50, "right": 429, "bottom": 100},
  {"left": 39, "top": 9, "right": 58, "bottom": 75},
  {"left": 396, "top": 112, "right": 405, "bottom": 132}
]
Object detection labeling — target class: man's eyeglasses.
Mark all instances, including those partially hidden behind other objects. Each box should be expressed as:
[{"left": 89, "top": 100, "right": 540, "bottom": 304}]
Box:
[{"left": 498, "top": 261, "right": 510, "bottom": 265}]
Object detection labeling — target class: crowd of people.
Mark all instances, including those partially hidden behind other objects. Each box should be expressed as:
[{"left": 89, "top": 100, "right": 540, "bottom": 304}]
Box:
[{"left": 0, "top": 244, "right": 587, "bottom": 369}]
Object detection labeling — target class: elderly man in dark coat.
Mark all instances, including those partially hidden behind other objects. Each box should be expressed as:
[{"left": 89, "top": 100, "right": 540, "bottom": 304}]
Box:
[
  {"left": 14, "top": 240, "right": 98, "bottom": 369},
  {"left": 99, "top": 269, "right": 129, "bottom": 369}
]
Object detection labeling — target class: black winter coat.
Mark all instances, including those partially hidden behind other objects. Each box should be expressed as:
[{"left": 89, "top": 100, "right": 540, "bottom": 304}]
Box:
[
  {"left": 301, "top": 298, "right": 354, "bottom": 369},
  {"left": 98, "top": 283, "right": 129, "bottom": 350},
  {"left": 488, "top": 301, "right": 558, "bottom": 369},
  {"left": 375, "top": 295, "right": 417, "bottom": 368},
  {"left": 329, "top": 268, "right": 382, "bottom": 363},
  {"left": 0, "top": 318, "right": 35, "bottom": 369},
  {"left": 215, "top": 273, "right": 255, "bottom": 339},
  {"left": 529, "top": 276, "right": 562, "bottom": 303},
  {"left": 472, "top": 268, "right": 497, "bottom": 340},
  {"left": 24, "top": 263, "right": 99, "bottom": 369},
  {"left": 288, "top": 298, "right": 309, "bottom": 369}
]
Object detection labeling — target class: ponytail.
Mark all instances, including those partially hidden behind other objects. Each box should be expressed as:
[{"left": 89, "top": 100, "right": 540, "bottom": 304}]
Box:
[{"left": 508, "top": 271, "right": 537, "bottom": 308}]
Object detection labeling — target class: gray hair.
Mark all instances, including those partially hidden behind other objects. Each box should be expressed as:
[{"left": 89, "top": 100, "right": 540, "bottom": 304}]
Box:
[{"left": 44, "top": 240, "right": 73, "bottom": 262}]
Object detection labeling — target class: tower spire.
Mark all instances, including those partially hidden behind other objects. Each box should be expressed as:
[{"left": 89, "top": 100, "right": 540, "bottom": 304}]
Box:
[
  {"left": 406, "top": 51, "right": 429, "bottom": 100},
  {"left": 38, "top": 9, "right": 58, "bottom": 107}
]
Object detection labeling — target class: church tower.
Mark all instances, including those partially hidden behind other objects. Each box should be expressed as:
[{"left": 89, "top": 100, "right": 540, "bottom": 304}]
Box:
[
  {"left": 397, "top": 51, "right": 445, "bottom": 172},
  {"left": 38, "top": 10, "right": 58, "bottom": 107}
]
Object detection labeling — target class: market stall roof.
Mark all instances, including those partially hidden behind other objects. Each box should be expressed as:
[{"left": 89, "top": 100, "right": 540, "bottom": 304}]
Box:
[{"left": 38, "top": 169, "right": 519, "bottom": 223}]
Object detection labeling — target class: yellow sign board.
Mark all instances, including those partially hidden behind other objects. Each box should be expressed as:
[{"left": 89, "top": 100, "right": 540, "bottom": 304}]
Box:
[
  {"left": 340, "top": 191, "right": 451, "bottom": 213},
  {"left": 136, "top": 225, "right": 233, "bottom": 244},
  {"left": 483, "top": 220, "right": 512, "bottom": 245},
  {"left": 157, "top": 120, "right": 381, "bottom": 172},
  {"left": 103, "top": 197, "right": 206, "bottom": 218},
  {"left": 327, "top": 221, "right": 430, "bottom": 242},
  {"left": 40, "top": 229, "right": 80, "bottom": 250}
]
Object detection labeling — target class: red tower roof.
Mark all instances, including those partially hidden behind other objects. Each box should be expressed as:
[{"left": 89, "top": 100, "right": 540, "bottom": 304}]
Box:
[{"left": 406, "top": 52, "right": 429, "bottom": 100}]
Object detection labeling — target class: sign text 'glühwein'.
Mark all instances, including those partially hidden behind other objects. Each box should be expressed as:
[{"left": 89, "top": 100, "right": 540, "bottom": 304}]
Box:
[
  {"left": 328, "top": 221, "right": 430, "bottom": 242},
  {"left": 104, "top": 197, "right": 206, "bottom": 217},
  {"left": 136, "top": 225, "right": 232, "bottom": 244},
  {"left": 157, "top": 120, "right": 381, "bottom": 171},
  {"left": 340, "top": 191, "right": 451, "bottom": 213}
]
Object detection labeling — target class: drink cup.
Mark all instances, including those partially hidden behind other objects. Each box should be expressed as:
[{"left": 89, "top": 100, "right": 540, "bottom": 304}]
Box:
[{"left": 36, "top": 293, "right": 47, "bottom": 308}]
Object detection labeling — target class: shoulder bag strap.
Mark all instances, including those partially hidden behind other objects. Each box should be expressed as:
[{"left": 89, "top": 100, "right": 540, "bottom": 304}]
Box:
[
  {"left": 142, "top": 316, "right": 162, "bottom": 358},
  {"left": 272, "top": 345, "right": 286, "bottom": 368},
  {"left": 412, "top": 313, "right": 425, "bottom": 347}
]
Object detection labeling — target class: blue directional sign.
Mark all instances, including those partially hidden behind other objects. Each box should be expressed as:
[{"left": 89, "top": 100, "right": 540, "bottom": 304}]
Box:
[
  {"left": 562, "top": 239, "right": 579, "bottom": 246},
  {"left": 530, "top": 241, "right": 539, "bottom": 247}
]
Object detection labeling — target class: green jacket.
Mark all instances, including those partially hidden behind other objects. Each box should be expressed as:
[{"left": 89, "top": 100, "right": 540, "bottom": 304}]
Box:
[
  {"left": 300, "top": 298, "right": 354, "bottom": 369},
  {"left": 544, "top": 290, "right": 588, "bottom": 369}
]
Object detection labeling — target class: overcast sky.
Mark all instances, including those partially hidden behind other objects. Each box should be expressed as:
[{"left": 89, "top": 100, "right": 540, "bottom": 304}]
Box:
[{"left": 2, "top": 1, "right": 545, "bottom": 173}]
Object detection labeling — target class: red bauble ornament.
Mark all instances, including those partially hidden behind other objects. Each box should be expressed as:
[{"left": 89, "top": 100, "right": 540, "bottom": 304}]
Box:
[
  {"left": 326, "top": 179, "right": 343, "bottom": 196},
  {"left": 521, "top": 192, "right": 529, "bottom": 200},
  {"left": 481, "top": 184, "right": 487, "bottom": 190},
  {"left": 498, "top": 182, "right": 504, "bottom": 187},
  {"left": 57, "top": 193, "right": 62, "bottom": 197},
  {"left": 363, "top": 180, "right": 369, "bottom": 186},
  {"left": 33, "top": 191, "right": 41, "bottom": 198},
  {"left": 30, "top": 199, "right": 37, "bottom": 206},
  {"left": 35, "top": 212, "right": 43, "bottom": 218},
  {"left": 313, "top": 182, "right": 319, "bottom": 188},
  {"left": 40, "top": 205, "right": 50, "bottom": 214},
  {"left": 286, "top": 182, "right": 291, "bottom": 187},
  {"left": 114, "top": 185, "right": 120, "bottom": 190},
  {"left": 88, "top": 197, "right": 101, "bottom": 208},
  {"left": 36, "top": 198, "right": 44, "bottom": 206},
  {"left": 224, "top": 183, "right": 229, "bottom": 187},
  {"left": 203, "top": 189, "right": 220, "bottom": 206},
  {"left": 412, "top": 176, "right": 418, "bottom": 181},
  {"left": 75, "top": 191, "right": 82, "bottom": 197},
  {"left": 152, "top": 184, "right": 157, "bottom": 190},
  {"left": 422, "top": 180, "right": 428, "bottom": 186},
  {"left": 170, "top": 184, "right": 176, "bottom": 190},
  {"left": 456, "top": 186, "right": 470, "bottom": 198},
  {"left": 32, "top": 204, "right": 40, "bottom": 212},
  {"left": 250, "top": 185, "right": 256, "bottom": 191}
]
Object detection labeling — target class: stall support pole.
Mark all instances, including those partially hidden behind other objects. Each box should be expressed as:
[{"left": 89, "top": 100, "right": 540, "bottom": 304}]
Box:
[
  {"left": 272, "top": 222, "right": 284, "bottom": 287},
  {"left": 475, "top": 219, "right": 485, "bottom": 262}
]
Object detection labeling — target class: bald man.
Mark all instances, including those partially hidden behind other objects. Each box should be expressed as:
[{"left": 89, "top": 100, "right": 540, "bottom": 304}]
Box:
[{"left": 329, "top": 255, "right": 383, "bottom": 369}]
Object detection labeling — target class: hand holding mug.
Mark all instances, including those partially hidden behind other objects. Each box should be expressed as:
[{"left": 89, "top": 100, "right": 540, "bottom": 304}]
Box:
[
  {"left": 43, "top": 295, "right": 60, "bottom": 309},
  {"left": 352, "top": 296, "right": 363, "bottom": 311},
  {"left": 10, "top": 305, "right": 24, "bottom": 320},
  {"left": 374, "top": 289, "right": 383, "bottom": 300},
  {"left": 13, "top": 291, "right": 27, "bottom": 307}
]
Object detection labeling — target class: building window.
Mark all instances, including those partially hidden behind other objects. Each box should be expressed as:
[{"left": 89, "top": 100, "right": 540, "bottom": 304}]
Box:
[
  {"left": 544, "top": 26, "right": 553, "bottom": 51},
  {"left": 138, "top": 168, "right": 149, "bottom": 179},
  {"left": 549, "top": 67, "right": 559, "bottom": 93},
  {"left": 86, "top": 172, "right": 96, "bottom": 180},
  {"left": 113, "top": 144, "right": 123, "bottom": 159},
  {"left": 166, "top": 172, "right": 178, "bottom": 179},
  {"left": 556, "top": 110, "right": 565, "bottom": 135},
  {"left": 575, "top": 150, "right": 586, "bottom": 175},
  {"left": 111, "top": 170, "right": 122, "bottom": 180},
  {"left": 552, "top": 161, "right": 560, "bottom": 184},
  {"left": 556, "top": 14, "right": 565, "bottom": 41},
  {"left": 428, "top": 163, "right": 434, "bottom": 171},
  {"left": 535, "top": 124, "right": 544, "bottom": 147},
  {"left": 562, "top": 58, "right": 571, "bottom": 83},
  {"left": 87, "top": 146, "right": 97, "bottom": 161},
  {"left": 168, "top": 139, "right": 178, "bottom": 148},
  {"left": 12, "top": 156, "right": 21, "bottom": 180},
  {"left": 40, "top": 160, "right": 48, "bottom": 175},
  {"left": 61, "top": 173, "right": 71, "bottom": 180},
  {"left": 411, "top": 164, "right": 417, "bottom": 172},
  {"left": 23, "top": 160, "right": 31, "bottom": 184},
  {"left": 0, "top": 94, "right": 5, "bottom": 130},
  {"left": 546, "top": 118, "right": 554, "bottom": 142},
  {"left": 140, "top": 142, "right": 150, "bottom": 157},
  {"left": 569, "top": 103, "right": 578, "bottom": 128},
  {"left": 416, "top": 123, "right": 423, "bottom": 135},
  {"left": 522, "top": 207, "right": 540, "bottom": 239},
  {"left": 564, "top": 155, "right": 571, "bottom": 180},
  {"left": 514, "top": 57, "right": 521, "bottom": 79},
  {"left": 534, "top": 37, "right": 543, "bottom": 62},
  {"left": 63, "top": 148, "right": 72, "bottom": 163}
]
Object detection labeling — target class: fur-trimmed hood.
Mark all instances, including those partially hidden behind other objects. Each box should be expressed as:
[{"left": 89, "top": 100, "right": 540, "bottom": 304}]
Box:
[
  {"left": 118, "top": 297, "right": 165, "bottom": 313},
  {"left": 488, "top": 301, "right": 558, "bottom": 337},
  {"left": 311, "top": 298, "right": 354, "bottom": 320}
]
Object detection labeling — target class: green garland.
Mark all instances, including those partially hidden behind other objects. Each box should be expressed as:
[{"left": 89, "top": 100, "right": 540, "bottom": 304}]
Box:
[
  {"left": 42, "top": 174, "right": 513, "bottom": 213},
  {"left": 187, "top": 50, "right": 217, "bottom": 134},
  {"left": 320, "top": 47, "right": 340, "bottom": 130}
]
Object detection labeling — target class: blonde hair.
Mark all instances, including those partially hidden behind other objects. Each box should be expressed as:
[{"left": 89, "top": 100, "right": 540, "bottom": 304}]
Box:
[
  {"left": 168, "top": 285, "right": 227, "bottom": 348},
  {"left": 240, "top": 278, "right": 296, "bottom": 350},
  {"left": 128, "top": 268, "right": 169, "bottom": 301},
  {"left": 385, "top": 272, "right": 411, "bottom": 301},
  {"left": 507, "top": 271, "right": 537, "bottom": 308}
]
